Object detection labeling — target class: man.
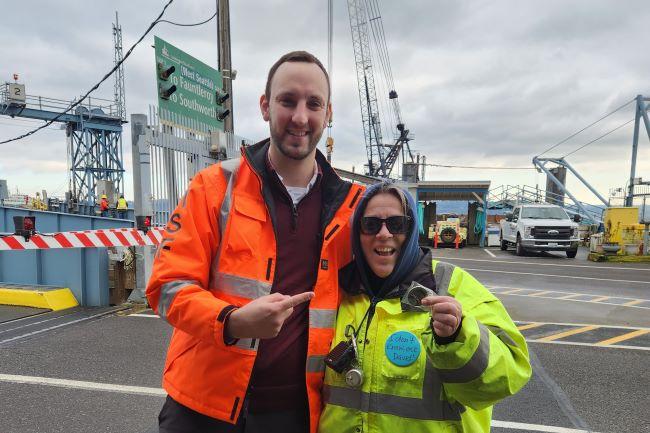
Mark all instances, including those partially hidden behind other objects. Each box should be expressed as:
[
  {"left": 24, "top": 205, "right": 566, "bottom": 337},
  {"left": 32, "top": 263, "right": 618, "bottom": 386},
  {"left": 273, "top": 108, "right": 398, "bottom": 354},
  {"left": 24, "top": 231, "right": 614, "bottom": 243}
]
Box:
[
  {"left": 116, "top": 194, "right": 128, "bottom": 219},
  {"left": 99, "top": 194, "right": 109, "bottom": 217},
  {"left": 146, "top": 51, "right": 364, "bottom": 433}
]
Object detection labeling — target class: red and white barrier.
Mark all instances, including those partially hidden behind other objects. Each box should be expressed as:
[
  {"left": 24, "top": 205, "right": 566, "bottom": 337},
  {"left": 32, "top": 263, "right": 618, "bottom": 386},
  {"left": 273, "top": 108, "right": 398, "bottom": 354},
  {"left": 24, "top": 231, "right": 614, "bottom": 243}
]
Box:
[{"left": 0, "top": 227, "right": 165, "bottom": 251}]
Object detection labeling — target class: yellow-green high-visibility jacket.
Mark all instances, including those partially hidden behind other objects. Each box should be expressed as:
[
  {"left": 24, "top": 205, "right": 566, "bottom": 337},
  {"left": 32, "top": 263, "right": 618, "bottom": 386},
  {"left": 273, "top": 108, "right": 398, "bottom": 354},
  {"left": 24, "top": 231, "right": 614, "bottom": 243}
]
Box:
[
  {"left": 319, "top": 259, "right": 531, "bottom": 433},
  {"left": 116, "top": 197, "right": 128, "bottom": 210}
]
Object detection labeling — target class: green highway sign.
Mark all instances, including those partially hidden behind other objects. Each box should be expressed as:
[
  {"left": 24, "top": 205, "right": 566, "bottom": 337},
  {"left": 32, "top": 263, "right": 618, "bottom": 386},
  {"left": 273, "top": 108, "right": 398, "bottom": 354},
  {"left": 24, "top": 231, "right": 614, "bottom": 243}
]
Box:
[{"left": 154, "top": 36, "right": 229, "bottom": 130}]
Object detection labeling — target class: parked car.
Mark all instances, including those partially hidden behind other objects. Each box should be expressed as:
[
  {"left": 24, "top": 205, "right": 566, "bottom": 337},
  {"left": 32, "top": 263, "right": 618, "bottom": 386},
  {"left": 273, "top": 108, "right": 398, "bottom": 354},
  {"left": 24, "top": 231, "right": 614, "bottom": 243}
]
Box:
[{"left": 499, "top": 203, "right": 581, "bottom": 258}]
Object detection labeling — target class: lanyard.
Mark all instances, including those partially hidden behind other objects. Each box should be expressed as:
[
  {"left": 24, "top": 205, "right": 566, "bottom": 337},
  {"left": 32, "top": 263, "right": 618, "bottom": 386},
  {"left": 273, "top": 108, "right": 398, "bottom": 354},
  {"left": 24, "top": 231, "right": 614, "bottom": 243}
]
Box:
[{"left": 345, "top": 296, "right": 380, "bottom": 340}]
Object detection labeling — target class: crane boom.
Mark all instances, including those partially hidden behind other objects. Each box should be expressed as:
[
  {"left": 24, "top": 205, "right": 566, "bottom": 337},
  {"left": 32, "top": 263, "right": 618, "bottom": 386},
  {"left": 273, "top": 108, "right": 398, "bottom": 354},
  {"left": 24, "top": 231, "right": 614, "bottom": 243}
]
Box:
[
  {"left": 346, "top": 0, "right": 414, "bottom": 178},
  {"left": 347, "top": 0, "right": 387, "bottom": 177}
]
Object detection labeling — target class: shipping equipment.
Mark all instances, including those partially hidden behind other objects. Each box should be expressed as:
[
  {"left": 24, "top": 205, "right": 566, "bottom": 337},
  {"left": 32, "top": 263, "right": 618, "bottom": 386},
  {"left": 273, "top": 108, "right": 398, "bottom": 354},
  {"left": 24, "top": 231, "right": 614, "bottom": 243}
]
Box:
[
  {"left": 429, "top": 217, "right": 467, "bottom": 248},
  {"left": 346, "top": 0, "right": 415, "bottom": 179},
  {"left": 0, "top": 81, "right": 124, "bottom": 210}
]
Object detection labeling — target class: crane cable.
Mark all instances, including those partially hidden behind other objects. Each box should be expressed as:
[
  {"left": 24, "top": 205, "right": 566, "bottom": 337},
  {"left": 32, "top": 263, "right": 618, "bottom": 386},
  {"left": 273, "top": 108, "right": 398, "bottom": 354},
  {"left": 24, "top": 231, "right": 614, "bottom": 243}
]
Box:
[
  {"left": 561, "top": 117, "right": 635, "bottom": 158},
  {"left": 423, "top": 163, "right": 536, "bottom": 170},
  {"left": 535, "top": 98, "right": 634, "bottom": 157}
]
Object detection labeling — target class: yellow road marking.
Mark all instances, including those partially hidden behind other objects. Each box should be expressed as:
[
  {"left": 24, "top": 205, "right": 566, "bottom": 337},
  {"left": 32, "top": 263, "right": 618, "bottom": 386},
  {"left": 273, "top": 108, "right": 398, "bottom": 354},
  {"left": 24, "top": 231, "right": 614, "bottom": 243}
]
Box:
[
  {"left": 537, "top": 325, "right": 599, "bottom": 342},
  {"left": 591, "top": 296, "right": 610, "bottom": 302},
  {"left": 557, "top": 293, "right": 582, "bottom": 300},
  {"left": 529, "top": 290, "right": 554, "bottom": 297},
  {"left": 517, "top": 322, "right": 544, "bottom": 331},
  {"left": 500, "top": 288, "right": 526, "bottom": 295},
  {"left": 596, "top": 329, "right": 650, "bottom": 346},
  {"left": 623, "top": 299, "right": 646, "bottom": 307}
]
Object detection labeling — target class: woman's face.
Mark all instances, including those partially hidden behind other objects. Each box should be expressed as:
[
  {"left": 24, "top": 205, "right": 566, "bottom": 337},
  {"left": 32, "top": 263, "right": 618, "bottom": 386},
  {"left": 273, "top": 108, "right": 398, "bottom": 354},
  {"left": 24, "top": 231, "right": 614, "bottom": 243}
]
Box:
[{"left": 359, "top": 192, "right": 408, "bottom": 278}]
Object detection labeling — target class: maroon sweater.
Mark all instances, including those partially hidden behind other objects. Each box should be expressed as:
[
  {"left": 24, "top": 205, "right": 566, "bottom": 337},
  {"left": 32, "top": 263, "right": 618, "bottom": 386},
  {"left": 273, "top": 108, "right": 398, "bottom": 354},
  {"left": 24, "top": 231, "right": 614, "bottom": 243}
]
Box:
[{"left": 246, "top": 159, "right": 323, "bottom": 413}]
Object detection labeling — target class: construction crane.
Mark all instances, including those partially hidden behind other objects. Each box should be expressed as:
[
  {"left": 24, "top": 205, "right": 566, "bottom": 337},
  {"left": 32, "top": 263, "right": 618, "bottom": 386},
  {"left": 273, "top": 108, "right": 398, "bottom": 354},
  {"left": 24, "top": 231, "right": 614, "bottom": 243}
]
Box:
[{"left": 346, "top": 0, "right": 414, "bottom": 179}]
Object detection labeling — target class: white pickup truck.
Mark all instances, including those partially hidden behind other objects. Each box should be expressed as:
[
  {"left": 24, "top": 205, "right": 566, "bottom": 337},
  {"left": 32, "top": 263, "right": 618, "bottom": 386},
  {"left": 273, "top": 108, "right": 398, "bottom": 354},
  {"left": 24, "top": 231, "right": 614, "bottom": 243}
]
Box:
[{"left": 499, "top": 203, "right": 581, "bottom": 258}]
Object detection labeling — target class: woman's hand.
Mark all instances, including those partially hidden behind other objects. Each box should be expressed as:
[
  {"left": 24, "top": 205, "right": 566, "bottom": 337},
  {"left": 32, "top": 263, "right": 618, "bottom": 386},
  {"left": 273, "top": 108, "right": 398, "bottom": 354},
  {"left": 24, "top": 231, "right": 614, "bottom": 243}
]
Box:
[{"left": 421, "top": 295, "right": 463, "bottom": 338}]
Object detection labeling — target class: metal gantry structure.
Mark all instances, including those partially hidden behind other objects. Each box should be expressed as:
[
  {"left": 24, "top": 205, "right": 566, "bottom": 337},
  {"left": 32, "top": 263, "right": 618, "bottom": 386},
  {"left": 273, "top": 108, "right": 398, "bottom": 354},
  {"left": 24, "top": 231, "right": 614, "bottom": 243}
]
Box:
[
  {"left": 0, "top": 84, "right": 124, "bottom": 208},
  {"left": 346, "top": 0, "right": 414, "bottom": 179},
  {"left": 626, "top": 95, "right": 650, "bottom": 206},
  {"left": 529, "top": 94, "right": 650, "bottom": 220},
  {"left": 532, "top": 156, "right": 608, "bottom": 223}
]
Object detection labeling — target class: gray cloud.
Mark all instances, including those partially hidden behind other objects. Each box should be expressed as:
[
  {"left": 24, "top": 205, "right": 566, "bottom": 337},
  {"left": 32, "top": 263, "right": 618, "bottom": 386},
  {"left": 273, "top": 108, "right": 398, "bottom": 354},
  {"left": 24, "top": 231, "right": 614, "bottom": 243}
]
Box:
[{"left": 1, "top": 0, "right": 649, "bottom": 204}]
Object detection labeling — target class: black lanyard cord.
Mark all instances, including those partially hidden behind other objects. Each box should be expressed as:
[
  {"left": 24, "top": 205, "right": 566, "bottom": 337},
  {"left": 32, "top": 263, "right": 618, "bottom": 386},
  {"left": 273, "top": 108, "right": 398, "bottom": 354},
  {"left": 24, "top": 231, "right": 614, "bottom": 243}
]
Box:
[{"left": 348, "top": 296, "right": 380, "bottom": 340}]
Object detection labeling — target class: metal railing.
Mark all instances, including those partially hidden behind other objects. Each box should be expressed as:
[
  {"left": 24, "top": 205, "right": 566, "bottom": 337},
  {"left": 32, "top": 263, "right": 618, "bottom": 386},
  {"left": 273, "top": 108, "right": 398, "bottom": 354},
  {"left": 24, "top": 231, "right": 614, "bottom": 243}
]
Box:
[
  {"left": 487, "top": 184, "right": 604, "bottom": 224},
  {"left": 1, "top": 83, "right": 120, "bottom": 118}
]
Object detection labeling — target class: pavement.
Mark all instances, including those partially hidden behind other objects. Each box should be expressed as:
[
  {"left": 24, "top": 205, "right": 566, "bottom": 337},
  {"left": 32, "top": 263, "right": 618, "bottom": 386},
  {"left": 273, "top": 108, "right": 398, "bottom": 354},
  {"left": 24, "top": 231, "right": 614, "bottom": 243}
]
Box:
[{"left": 0, "top": 245, "right": 648, "bottom": 433}]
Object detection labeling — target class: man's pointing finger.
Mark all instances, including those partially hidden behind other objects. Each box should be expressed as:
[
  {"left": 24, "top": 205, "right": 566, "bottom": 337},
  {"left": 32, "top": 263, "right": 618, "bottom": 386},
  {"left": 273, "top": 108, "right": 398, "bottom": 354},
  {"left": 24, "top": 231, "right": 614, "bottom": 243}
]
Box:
[{"left": 278, "top": 292, "right": 315, "bottom": 310}]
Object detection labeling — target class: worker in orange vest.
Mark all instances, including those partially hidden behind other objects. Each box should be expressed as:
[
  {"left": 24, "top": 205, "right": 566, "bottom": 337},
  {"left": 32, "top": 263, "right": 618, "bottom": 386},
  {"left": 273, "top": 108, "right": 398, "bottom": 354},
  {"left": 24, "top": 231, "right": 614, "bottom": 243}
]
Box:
[
  {"left": 147, "top": 51, "right": 364, "bottom": 433},
  {"left": 99, "top": 194, "right": 109, "bottom": 217}
]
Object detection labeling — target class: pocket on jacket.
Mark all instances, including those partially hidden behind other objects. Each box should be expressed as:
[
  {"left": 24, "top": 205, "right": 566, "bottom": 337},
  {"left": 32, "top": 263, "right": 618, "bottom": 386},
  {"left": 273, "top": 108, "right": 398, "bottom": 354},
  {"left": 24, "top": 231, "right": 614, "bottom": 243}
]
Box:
[
  {"left": 377, "top": 322, "right": 427, "bottom": 398},
  {"left": 163, "top": 333, "right": 201, "bottom": 376},
  {"left": 224, "top": 196, "right": 267, "bottom": 256}
]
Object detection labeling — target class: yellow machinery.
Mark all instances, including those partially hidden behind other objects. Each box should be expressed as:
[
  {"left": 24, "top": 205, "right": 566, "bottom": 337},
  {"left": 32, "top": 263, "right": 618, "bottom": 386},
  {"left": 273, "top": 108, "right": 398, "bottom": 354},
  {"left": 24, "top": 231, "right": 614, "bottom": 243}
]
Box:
[
  {"left": 429, "top": 217, "right": 467, "bottom": 248},
  {"left": 603, "top": 207, "right": 645, "bottom": 254}
]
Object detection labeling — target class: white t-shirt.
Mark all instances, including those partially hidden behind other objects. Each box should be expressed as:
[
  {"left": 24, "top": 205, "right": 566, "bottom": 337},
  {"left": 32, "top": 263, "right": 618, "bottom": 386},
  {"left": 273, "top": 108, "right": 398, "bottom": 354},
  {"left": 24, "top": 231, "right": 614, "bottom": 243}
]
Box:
[{"left": 276, "top": 161, "right": 319, "bottom": 206}]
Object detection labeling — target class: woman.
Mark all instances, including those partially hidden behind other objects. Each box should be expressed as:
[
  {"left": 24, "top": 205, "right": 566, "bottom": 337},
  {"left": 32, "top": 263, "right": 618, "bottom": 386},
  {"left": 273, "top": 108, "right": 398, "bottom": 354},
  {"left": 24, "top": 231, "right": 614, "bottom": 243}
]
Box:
[{"left": 319, "top": 182, "right": 531, "bottom": 433}]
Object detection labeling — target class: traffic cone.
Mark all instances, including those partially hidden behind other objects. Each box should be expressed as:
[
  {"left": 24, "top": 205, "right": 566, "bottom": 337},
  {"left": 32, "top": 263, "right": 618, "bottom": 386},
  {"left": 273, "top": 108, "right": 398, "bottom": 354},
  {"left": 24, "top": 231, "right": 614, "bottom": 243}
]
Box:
[
  {"left": 455, "top": 233, "right": 460, "bottom": 249},
  {"left": 434, "top": 232, "right": 438, "bottom": 249}
]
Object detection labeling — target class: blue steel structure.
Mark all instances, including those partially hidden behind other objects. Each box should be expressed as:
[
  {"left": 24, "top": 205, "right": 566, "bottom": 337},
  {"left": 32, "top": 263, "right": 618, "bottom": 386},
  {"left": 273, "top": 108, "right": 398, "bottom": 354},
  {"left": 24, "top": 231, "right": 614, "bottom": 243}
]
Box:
[
  {"left": 0, "top": 205, "right": 134, "bottom": 306},
  {"left": 0, "top": 84, "right": 124, "bottom": 209}
]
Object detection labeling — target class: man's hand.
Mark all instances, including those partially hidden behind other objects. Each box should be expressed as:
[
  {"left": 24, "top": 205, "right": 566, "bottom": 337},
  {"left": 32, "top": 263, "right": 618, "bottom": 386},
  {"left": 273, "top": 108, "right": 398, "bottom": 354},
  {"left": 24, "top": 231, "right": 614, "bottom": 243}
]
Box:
[
  {"left": 225, "top": 292, "right": 315, "bottom": 339},
  {"left": 421, "top": 295, "right": 463, "bottom": 338}
]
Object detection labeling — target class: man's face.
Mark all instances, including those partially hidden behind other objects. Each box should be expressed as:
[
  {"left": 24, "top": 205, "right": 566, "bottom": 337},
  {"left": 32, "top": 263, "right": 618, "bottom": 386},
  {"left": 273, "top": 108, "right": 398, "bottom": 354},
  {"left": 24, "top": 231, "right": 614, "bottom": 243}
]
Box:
[{"left": 260, "top": 61, "right": 331, "bottom": 161}]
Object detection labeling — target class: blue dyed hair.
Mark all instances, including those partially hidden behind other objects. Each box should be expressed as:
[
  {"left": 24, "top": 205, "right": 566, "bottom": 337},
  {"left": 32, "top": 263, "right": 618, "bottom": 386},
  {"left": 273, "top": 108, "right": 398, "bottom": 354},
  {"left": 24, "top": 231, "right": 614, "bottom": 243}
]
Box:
[{"left": 351, "top": 181, "right": 421, "bottom": 297}]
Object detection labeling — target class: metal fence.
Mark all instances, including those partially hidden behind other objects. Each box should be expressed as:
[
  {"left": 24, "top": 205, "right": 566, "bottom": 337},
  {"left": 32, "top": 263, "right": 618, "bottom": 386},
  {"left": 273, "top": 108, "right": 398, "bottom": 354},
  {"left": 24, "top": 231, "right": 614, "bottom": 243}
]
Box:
[{"left": 143, "top": 106, "right": 252, "bottom": 226}]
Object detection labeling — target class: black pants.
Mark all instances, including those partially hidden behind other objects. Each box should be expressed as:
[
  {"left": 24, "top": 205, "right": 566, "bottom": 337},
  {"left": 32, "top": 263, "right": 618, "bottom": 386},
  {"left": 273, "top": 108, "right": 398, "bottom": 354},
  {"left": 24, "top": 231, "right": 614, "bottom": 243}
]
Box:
[{"left": 158, "top": 396, "right": 309, "bottom": 433}]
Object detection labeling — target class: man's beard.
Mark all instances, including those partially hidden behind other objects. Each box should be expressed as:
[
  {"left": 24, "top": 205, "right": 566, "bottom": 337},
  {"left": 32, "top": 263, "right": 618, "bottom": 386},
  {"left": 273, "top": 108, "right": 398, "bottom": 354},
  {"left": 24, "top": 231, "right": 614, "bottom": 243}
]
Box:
[{"left": 269, "top": 120, "right": 323, "bottom": 161}]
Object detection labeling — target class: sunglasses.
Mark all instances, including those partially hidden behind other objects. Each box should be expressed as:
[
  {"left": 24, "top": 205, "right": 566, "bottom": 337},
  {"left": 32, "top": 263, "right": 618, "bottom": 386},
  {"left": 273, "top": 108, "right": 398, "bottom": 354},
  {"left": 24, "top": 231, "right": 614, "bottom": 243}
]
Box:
[{"left": 360, "top": 216, "right": 412, "bottom": 235}]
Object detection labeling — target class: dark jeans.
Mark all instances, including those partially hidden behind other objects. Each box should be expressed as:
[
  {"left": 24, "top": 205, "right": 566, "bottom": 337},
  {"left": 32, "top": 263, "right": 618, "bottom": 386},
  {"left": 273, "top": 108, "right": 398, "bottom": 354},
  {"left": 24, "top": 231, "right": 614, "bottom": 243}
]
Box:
[{"left": 158, "top": 396, "right": 309, "bottom": 433}]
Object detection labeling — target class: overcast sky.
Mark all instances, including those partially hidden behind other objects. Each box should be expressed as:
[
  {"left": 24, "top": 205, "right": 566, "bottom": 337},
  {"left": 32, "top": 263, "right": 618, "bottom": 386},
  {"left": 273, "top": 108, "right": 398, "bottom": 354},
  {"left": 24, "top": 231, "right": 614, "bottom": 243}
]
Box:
[{"left": 1, "top": 0, "right": 649, "bottom": 204}]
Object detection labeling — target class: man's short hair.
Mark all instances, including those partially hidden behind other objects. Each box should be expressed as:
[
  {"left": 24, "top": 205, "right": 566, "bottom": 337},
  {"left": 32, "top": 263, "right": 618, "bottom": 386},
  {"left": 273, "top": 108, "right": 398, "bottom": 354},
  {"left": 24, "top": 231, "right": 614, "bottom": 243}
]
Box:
[{"left": 265, "top": 51, "right": 331, "bottom": 103}]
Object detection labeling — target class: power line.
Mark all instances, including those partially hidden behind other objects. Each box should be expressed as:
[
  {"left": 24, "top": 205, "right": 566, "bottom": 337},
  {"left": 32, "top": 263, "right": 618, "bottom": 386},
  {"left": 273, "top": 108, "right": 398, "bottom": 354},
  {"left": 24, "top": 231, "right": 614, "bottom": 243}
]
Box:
[
  {"left": 561, "top": 118, "right": 635, "bottom": 158},
  {"left": 0, "top": 0, "right": 175, "bottom": 146},
  {"left": 424, "top": 163, "right": 535, "bottom": 170},
  {"left": 0, "top": 120, "right": 60, "bottom": 132},
  {"left": 157, "top": 11, "right": 217, "bottom": 27},
  {"left": 536, "top": 98, "right": 634, "bottom": 157}
]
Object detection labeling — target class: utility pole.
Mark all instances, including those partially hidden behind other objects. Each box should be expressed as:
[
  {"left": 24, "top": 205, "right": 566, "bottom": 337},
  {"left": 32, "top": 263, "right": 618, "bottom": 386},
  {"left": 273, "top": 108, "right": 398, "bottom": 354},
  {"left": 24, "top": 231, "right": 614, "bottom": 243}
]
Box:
[{"left": 217, "top": 0, "right": 234, "bottom": 133}]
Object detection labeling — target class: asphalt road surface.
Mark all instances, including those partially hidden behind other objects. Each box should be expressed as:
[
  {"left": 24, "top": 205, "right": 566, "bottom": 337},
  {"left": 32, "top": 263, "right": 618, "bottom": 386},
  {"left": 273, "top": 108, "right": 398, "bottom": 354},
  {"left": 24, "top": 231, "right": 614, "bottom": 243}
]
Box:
[{"left": 0, "top": 246, "right": 648, "bottom": 433}]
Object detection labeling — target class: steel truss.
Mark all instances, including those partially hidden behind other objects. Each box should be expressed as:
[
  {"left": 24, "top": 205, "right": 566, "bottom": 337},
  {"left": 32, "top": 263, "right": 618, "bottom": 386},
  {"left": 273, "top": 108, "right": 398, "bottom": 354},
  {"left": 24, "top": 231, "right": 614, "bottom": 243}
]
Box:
[
  {"left": 0, "top": 85, "right": 123, "bottom": 208},
  {"left": 67, "top": 121, "right": 124, "bottom": 205}
]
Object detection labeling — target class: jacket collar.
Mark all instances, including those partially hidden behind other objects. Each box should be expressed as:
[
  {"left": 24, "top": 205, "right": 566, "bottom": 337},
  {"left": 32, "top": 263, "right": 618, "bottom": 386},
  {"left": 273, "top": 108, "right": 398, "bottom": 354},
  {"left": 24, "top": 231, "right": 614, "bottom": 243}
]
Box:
[{"left": 242, "top": 139, "right": 353, "bottom": 231}]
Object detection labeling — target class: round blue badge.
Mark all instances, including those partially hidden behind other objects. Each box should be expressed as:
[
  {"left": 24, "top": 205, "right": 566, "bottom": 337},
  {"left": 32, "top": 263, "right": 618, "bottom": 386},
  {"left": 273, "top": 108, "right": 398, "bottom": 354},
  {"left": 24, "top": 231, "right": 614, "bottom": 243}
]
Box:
[{"left": 385, "top": 330, "right": 421, "bottom": 366}]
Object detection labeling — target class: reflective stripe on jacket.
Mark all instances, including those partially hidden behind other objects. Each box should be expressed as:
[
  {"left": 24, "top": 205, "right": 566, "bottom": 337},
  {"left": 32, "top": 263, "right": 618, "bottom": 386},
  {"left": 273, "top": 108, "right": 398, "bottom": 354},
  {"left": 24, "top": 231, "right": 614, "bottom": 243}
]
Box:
[
  {"left": 146, "top": 141, "right": 364, "bottom": 433},
  {"left": 319, "top": 260, "right": 531, "bottom": 433}
]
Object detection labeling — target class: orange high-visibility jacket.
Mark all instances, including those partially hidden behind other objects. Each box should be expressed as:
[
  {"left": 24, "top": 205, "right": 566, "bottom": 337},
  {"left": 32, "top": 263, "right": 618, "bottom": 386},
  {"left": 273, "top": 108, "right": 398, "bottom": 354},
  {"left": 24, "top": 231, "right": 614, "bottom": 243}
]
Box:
[{"left": 147, "top": 140, "right": 364, "bottom": 432}]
